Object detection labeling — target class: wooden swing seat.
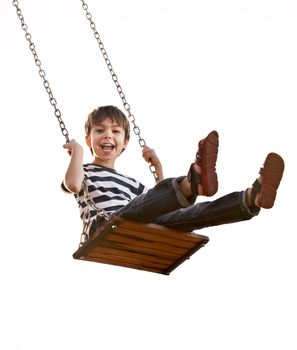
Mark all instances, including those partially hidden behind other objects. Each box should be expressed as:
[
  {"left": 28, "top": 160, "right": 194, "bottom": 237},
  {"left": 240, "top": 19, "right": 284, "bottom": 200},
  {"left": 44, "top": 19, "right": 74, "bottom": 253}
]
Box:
[{"left": 73, "top": 216, "right": 209, "bottom": 275}]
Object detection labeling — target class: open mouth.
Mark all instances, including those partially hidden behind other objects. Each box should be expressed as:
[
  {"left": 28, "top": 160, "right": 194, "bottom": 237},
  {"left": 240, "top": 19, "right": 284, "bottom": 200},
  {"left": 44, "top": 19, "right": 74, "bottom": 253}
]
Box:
[{"left": 100, "top": 143, "right": 115, "bottom": 151}]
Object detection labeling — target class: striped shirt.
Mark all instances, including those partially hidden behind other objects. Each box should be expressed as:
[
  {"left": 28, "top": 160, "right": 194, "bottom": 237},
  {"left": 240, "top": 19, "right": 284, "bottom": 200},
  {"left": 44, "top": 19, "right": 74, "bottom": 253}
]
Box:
[{"left": 64, "top": 163, "right": 147, "bottom": 224}]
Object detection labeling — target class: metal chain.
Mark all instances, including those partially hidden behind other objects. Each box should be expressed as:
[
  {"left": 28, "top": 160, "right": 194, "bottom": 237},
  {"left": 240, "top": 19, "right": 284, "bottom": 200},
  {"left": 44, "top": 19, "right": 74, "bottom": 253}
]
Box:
[
  {"left": 12, "top": 0, "right": 159, "bottom": 245},
  {"left": 79, "top": 179, "right": 110, "bottom": 246},
  {"left": 12, "top": 0, "right": 109, "bottom": 244},
  {"left": 12, "top": 0, "right": 70, "bottom": 143},
  {"left": 80, "top": 0, "right": 158, "bottom": 181}
]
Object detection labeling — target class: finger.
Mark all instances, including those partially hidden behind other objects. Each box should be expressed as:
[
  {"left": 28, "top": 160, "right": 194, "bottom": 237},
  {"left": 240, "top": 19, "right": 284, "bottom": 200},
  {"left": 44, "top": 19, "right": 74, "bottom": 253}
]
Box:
[{"left": 144, "top": 149, "right": 154, "bottom": 157}]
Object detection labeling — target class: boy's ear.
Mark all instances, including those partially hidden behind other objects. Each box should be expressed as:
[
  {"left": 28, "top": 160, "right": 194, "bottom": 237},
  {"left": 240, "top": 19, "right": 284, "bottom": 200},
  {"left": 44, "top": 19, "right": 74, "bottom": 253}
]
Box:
[
  {"left": 85, "top": 135, "right": 91, "bottom": 148},
  {"left": 123, "top": 139, "right": 129, "bottom": 150}
]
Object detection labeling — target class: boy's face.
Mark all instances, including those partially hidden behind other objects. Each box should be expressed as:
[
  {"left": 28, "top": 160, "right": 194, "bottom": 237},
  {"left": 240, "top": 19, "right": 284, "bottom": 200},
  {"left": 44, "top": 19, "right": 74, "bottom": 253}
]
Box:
[{"left": 86, "top": 118, "right": 129, "bottom": 168}]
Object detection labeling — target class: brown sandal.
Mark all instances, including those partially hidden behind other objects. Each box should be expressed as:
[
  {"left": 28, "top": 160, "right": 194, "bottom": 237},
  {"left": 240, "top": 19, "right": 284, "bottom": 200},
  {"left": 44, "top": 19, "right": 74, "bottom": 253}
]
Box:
[
  {"left": 250, "top": 152, "right": 285, "bottom": 209},
  {"left": 187, "top": 130, "right": 219, "bottom": 196}
]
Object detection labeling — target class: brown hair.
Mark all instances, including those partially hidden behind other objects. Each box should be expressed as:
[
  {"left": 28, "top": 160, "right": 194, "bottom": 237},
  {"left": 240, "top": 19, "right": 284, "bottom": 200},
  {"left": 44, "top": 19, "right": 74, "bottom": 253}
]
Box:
[{"left": 85, "top": 105, "right": 130, "bottom": 141}]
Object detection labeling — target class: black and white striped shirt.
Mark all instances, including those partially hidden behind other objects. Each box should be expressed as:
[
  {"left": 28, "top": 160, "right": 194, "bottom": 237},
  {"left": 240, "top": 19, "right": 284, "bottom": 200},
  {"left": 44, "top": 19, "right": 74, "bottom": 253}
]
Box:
[{"left": 68, "top": 164, "right": 147, "bottom": 223}]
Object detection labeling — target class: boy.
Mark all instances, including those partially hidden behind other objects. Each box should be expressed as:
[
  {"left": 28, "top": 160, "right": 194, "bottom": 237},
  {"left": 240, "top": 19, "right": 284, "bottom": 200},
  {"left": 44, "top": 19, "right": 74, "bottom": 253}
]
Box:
[{"left": 62, "top": 105, "right": 285, "bottom": 236}]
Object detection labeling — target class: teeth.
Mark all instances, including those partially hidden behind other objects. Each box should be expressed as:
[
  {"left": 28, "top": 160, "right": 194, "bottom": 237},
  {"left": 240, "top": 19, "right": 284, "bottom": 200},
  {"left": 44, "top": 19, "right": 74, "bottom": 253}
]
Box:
[{"left": 101, "top": 143, "right": 114, "bottom": 150}]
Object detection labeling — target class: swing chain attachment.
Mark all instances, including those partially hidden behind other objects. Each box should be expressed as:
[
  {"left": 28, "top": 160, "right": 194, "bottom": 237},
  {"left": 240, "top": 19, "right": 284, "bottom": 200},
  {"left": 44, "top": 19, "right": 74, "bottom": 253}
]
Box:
[
  {"left": 80, "top": 0, "right": 158, "bottom": 182},
  {"left": 12, "top": 0, "right": 70, "bottom": 144},
  {"left": 79, "top": 179, "right": 109, "bottom": 247}
]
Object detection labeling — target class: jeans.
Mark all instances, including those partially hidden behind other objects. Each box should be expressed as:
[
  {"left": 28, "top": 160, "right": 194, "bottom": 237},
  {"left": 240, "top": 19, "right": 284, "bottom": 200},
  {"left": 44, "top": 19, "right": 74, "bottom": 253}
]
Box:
[{"left": 112, "top": 176, "right": 260, "bottom": 232}]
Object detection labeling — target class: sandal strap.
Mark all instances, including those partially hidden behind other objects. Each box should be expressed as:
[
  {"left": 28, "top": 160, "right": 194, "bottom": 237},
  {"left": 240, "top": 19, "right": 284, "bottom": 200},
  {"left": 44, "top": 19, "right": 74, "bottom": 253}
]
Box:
[
  {"left": 250, "top": 179, "right": 262, "bottom": 207},
  {"left": 187, "top": 163, "right": 202, "bottom": 195},
  {"left": 195, "top": 140, "right": 204, "bottom": 167}
]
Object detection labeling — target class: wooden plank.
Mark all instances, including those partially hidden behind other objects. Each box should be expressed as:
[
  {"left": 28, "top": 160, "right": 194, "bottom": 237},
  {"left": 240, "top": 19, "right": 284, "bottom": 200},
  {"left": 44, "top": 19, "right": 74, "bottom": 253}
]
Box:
[
  {"left": 114, "top": 218, "right": 203, "bottom": 243},
  {"left": 105, "top": 233, "right": 188, "bottom": 258},
  {"left": 73, "top": 216, "right": 209, "bottom": 274},
  {"left": 80, "top": 255, "right": 166, "bottom": 274},
  {"left": 90, "top": 248, "right": 171, "bottom": 269},
  {"left": 113, "top": 226, "right": 197, "bottom": 249},
  {"left": 91, "top": 246, "right": 174, "bottom": 266}
]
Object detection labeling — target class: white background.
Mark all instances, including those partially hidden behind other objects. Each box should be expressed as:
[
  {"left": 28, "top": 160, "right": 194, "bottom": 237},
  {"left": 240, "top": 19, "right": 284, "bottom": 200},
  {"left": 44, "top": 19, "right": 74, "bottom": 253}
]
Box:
[{"left": 1, "top": 1, "right": 296, "bottom": 349}]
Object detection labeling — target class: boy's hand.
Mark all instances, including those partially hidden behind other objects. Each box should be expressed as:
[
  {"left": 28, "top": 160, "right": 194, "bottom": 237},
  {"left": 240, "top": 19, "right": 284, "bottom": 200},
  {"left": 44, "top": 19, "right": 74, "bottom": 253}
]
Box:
[
  {"left": 142, "top": 146, "right": 164, "bottom": 181},
  {"left": 63, "top": 139, "right": 83, "bottom": 156}
]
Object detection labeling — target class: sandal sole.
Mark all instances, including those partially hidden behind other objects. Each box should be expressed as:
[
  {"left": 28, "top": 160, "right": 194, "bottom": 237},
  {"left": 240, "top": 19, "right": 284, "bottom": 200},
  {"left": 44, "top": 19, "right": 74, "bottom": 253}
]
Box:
[
  {"left": 201, "top": 131, "right": 219, "bottom": 196},
  {"left": 258, "top": 152, "right": 285, "bottom": 209}
]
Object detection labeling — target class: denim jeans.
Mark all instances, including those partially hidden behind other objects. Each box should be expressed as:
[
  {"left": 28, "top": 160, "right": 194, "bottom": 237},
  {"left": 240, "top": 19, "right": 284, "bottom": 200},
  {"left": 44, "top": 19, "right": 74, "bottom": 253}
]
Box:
[{"left": 112, "top": 176, "right": 260, "bottom": 232}]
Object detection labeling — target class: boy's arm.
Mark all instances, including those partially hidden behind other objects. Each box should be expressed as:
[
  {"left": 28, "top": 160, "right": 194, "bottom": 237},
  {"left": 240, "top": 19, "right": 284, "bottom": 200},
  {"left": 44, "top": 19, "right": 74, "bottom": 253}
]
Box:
[
  {"left": 142, "top": 146, "right": 164, "bottom": 182},
  {"left": 62, "top": 140, "right": 84, "bottom": 193}
]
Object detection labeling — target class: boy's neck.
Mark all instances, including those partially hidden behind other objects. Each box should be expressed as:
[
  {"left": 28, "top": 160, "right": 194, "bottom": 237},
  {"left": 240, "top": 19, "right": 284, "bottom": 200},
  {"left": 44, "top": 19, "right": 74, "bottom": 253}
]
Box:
[{"left": 92, "top": 158, "right": 115, "bottom": 169}]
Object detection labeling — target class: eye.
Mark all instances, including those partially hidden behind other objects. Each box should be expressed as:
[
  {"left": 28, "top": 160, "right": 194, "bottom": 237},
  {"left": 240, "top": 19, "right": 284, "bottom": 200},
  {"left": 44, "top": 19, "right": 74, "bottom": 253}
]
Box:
[
  {"left": 113, "top": 129, "right": 121, "bottom": 134},
  {"left": 95, "top": 128, "right": 104, "bottom": 134}
]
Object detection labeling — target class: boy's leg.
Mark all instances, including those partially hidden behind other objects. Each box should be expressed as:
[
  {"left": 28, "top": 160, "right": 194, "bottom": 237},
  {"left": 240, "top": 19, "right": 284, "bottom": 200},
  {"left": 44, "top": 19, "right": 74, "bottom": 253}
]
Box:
[
  {"left": 153, "top": 191, "right": 255, "bottom": 231},
  {"left": 115, "top": 176, "right": 195, "bottom": 222},
  {"left": 153, "top": 152, "right": 285, "bottom": 231},
  {"left": 116, "top": 130, "right": 219, "bottom": 222}
]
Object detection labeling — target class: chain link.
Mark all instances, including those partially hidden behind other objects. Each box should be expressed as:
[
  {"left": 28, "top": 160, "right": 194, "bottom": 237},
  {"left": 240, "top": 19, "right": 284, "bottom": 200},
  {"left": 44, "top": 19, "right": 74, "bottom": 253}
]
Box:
[
  {"left": 12, "top": 0, "right": 70, "bottom": 143},
  {"left": 80, "top": 0, "right": 158, "bottom": 181}
]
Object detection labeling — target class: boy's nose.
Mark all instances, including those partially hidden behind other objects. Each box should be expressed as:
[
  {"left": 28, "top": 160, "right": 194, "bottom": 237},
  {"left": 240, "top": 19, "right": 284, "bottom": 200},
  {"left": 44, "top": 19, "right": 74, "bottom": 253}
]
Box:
[{"left": 104, "top": 131, "right": 112, "bottom": 138}]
